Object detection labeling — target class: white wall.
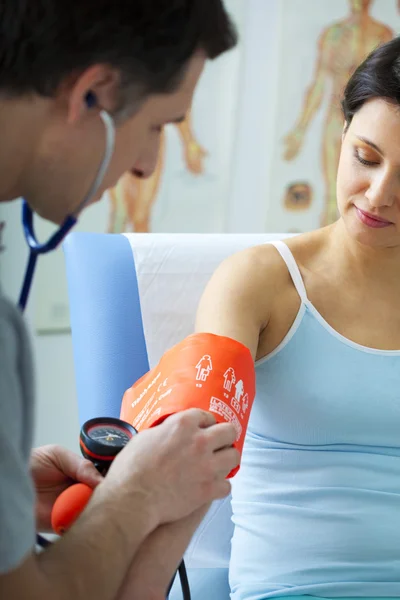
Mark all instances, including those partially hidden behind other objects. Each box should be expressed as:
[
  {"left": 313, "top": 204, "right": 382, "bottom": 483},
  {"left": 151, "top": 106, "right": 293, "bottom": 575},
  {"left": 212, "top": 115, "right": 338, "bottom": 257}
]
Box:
[
  {"left": 0, "top": 0, "right": 280, "bottom": 454},
  {"left": 228, "top": 0, "right": 281, "bottom": 232}
]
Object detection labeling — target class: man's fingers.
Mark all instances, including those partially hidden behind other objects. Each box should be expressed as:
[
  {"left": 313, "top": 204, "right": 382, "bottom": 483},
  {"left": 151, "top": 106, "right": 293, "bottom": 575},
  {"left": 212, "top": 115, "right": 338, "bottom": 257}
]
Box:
[
  {"left": 192, "top": 408, "right": 217, "bottom": 429},
  {"left": 204, "top": 421, "right": 237, "bottom": 451},
  {"left": 75, "top": 459, "right": 103, "bottom": 488},
  {"left": 213, "top": 479, "right": 232, "bottom": 500},
  {"left": 52, "top": 446, "right": 102, "bottom": 487},
  {"left": 165, "top": 408, "right": 216, "bottom": 429},
  {"left": 212, "top": 446, "right": 240, "bottom": 478}
]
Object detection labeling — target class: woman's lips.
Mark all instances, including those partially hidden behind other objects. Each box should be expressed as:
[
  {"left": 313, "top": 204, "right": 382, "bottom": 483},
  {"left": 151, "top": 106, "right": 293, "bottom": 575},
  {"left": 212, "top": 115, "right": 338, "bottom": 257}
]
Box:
[{"left": 355, "top": 207, "right": 393, "bottom": 228}]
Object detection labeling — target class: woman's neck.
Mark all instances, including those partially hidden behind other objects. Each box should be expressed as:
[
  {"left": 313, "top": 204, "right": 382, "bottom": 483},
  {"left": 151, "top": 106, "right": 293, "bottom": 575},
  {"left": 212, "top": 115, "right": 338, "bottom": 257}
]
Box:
[{"left": 327, "top": 219, "right": 400, "bottom": 293}]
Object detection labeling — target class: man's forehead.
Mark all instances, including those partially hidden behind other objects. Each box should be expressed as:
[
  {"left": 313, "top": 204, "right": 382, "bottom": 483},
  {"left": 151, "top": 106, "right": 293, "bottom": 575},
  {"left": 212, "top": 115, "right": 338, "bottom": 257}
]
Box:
[{"left": 138, "top": 50, "right": 206, "bottom": 121}]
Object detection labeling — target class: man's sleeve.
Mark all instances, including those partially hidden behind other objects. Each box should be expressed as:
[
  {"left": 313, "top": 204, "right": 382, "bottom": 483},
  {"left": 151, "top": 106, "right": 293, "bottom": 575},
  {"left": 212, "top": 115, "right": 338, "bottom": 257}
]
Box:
[{"left": 0, "top": 296, "right": 36, "bottom": 574}]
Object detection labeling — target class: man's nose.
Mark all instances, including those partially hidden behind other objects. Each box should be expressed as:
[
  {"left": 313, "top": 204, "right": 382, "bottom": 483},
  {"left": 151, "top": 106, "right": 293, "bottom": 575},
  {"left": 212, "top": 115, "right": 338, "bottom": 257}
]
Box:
[{"left": 131, "top": 141, "right": 161, "bottom": 180}]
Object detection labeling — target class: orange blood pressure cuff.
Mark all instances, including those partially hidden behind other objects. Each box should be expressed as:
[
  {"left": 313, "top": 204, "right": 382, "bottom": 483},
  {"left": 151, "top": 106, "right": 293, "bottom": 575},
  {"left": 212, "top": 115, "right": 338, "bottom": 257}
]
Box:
[{"left": 120, "top": 333, "right": 255, "bottom": 477}]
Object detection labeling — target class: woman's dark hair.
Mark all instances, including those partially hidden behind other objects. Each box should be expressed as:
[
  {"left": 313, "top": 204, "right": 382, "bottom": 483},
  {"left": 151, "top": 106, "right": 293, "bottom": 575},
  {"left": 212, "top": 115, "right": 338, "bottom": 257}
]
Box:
[
  {"left": 0, "top": 0, "right": 237, "bottom": 108},
  {"left": 342, "top": 36, "right": 400, "bottom": 128}
]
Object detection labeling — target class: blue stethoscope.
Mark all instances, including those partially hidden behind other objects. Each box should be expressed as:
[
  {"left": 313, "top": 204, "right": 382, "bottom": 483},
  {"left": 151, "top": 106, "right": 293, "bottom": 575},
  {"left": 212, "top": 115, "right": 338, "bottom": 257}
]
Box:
[{"left": 18, "top": 98, "right": 116, "bottom": 312}]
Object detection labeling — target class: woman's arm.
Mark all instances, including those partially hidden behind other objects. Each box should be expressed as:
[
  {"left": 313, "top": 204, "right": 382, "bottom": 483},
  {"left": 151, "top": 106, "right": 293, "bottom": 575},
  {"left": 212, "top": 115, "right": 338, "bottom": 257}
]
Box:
[
  {"left": 117, "top": 505, "right": 210, "bottom": 600},
  {"left": 195, "top": 245, "right": 272, "bottom": 357}
]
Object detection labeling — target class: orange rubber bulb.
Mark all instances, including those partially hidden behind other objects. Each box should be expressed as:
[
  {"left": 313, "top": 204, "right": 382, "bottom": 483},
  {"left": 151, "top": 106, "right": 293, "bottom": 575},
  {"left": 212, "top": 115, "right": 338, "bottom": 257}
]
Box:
[{"left": 51, "top": 483, "right": 93, "bottom": 535}]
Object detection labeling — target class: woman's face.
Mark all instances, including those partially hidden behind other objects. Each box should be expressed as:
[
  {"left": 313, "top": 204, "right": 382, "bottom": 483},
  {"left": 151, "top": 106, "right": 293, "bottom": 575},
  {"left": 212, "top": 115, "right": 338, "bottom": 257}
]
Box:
[{"left": 337, "top": 98, "right": 400, "bottom": 248}]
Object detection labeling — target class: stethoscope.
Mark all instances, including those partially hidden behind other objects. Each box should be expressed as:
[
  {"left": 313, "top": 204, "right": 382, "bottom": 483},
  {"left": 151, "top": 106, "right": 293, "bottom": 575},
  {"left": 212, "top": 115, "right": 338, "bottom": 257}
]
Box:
[{"left": 18, "top": 92, "right": 116, "bottom": 311}]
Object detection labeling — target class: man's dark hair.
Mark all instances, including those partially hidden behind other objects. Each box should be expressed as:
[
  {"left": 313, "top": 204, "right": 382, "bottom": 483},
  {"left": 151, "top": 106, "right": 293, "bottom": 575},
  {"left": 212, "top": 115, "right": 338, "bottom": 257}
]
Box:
[
  {"left": 0, "top": 0, "right": 237, "bottom": 110},
  {"left": 342, "top": 36, "right": 400, "bottom": 129}
]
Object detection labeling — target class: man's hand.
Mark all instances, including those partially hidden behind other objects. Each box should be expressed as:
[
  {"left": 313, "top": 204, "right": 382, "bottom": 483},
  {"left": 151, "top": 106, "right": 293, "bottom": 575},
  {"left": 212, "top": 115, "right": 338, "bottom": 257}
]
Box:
[
  {"left": 30, "top": 445, "right": 103, "bottom": 532},
  {"left": 105, "top": 408, "right": 239, "bottom": 529}
]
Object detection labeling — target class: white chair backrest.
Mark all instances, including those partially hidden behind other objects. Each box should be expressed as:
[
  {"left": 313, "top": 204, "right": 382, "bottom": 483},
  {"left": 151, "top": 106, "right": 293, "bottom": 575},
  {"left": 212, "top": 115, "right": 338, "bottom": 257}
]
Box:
[{"left": 124, "top": 233, "right": 292, "bottom": 368}]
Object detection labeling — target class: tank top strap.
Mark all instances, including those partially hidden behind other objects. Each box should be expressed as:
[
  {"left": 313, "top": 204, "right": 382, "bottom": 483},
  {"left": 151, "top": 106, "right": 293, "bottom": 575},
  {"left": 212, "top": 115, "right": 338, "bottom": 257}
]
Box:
[{"left": 269, "top": 240, "right": 308, "bottom": 303}]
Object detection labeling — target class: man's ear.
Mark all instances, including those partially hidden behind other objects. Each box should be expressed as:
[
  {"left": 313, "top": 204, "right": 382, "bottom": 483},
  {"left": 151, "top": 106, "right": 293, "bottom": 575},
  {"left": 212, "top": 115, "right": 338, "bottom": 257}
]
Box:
[{"left": 64, "top": 65, "right": 120, "bottom": 124}]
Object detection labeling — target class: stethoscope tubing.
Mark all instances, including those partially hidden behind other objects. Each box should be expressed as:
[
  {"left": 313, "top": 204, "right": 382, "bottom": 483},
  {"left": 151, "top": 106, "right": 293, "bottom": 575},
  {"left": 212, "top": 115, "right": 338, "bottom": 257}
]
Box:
[{"left": 18, "top": 111, "right": 115, "bottom": 311}]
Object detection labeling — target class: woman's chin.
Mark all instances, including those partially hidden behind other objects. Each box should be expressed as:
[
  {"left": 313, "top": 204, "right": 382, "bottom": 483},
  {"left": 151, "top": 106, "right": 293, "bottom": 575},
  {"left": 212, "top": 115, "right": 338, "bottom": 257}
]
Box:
[{"left": 343, "top": 212, "right": 398, "bottom": 248}]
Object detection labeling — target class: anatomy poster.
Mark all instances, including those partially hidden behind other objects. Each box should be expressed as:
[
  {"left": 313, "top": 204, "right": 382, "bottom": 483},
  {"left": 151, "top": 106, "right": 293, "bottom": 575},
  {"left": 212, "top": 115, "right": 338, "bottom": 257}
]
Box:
[{"left": 266, "top": 0, "right": 400, "bottom": 233}]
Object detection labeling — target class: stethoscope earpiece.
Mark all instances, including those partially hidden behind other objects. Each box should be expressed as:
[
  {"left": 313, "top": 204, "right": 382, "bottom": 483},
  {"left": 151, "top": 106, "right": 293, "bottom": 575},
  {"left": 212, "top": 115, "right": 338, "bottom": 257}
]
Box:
[{"left": 85, "top": 91, "right": 97, "bottom": 109}]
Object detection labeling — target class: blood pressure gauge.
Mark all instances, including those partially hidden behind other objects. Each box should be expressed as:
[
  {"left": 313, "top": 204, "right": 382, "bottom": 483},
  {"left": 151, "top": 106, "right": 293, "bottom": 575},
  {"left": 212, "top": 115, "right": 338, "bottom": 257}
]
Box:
[
  {"left": 79, "top": 417, "right": 137, "bottom": 472},
  {"left": 51, "top": 417, "right": 137, "bottom": 535}
]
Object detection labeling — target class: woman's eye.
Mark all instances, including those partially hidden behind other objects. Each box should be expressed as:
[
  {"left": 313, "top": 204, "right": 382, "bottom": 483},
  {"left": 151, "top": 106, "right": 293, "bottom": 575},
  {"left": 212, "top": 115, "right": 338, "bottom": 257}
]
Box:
[{"left": 354, "top": 147, "right": 379, "bottom": 167}]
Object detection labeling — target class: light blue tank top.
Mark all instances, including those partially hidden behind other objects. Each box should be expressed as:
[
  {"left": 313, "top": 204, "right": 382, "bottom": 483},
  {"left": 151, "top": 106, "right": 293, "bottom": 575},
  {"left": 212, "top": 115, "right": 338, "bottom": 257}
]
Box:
[{"left": 229, "top": 241, "right": 400, "bottom": 600}]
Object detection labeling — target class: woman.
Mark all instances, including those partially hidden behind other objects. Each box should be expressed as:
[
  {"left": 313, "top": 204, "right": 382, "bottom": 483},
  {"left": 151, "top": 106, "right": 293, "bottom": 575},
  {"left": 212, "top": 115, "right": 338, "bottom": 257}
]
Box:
[{"left": 196, "top": 36, "right": 400, "bottom": 599}]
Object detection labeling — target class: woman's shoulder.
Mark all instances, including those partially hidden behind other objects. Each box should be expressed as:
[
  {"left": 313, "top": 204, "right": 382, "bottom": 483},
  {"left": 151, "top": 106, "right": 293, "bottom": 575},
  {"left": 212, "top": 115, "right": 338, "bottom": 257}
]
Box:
[
  {"left": 216, "top": 239, "right": 289, "bottom": 287},
  {"left": 202, "top": 228, "right": 331, "bottom": 313},
  {"left": 224, "top": 230, "right": 325, "bottom": 279}
]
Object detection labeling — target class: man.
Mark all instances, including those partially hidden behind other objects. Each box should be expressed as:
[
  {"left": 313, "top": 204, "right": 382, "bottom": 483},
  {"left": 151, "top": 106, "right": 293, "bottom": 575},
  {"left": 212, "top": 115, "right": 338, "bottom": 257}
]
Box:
[{"left": 0, "top": 2, "right": 239, "bottom": 599}]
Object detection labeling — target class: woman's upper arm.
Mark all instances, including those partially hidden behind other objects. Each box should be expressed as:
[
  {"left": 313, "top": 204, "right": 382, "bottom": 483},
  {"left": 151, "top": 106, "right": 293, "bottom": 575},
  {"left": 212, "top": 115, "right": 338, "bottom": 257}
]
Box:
[{"left": 195, "top": 247, "right": 272, "bottom": 361}]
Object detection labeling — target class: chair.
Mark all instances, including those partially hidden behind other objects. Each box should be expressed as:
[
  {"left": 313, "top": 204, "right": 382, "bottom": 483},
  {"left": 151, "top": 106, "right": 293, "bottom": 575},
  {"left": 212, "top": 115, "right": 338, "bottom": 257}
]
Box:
[{"left": 63, "top": 231, "right": 292, "bottom": 600}]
